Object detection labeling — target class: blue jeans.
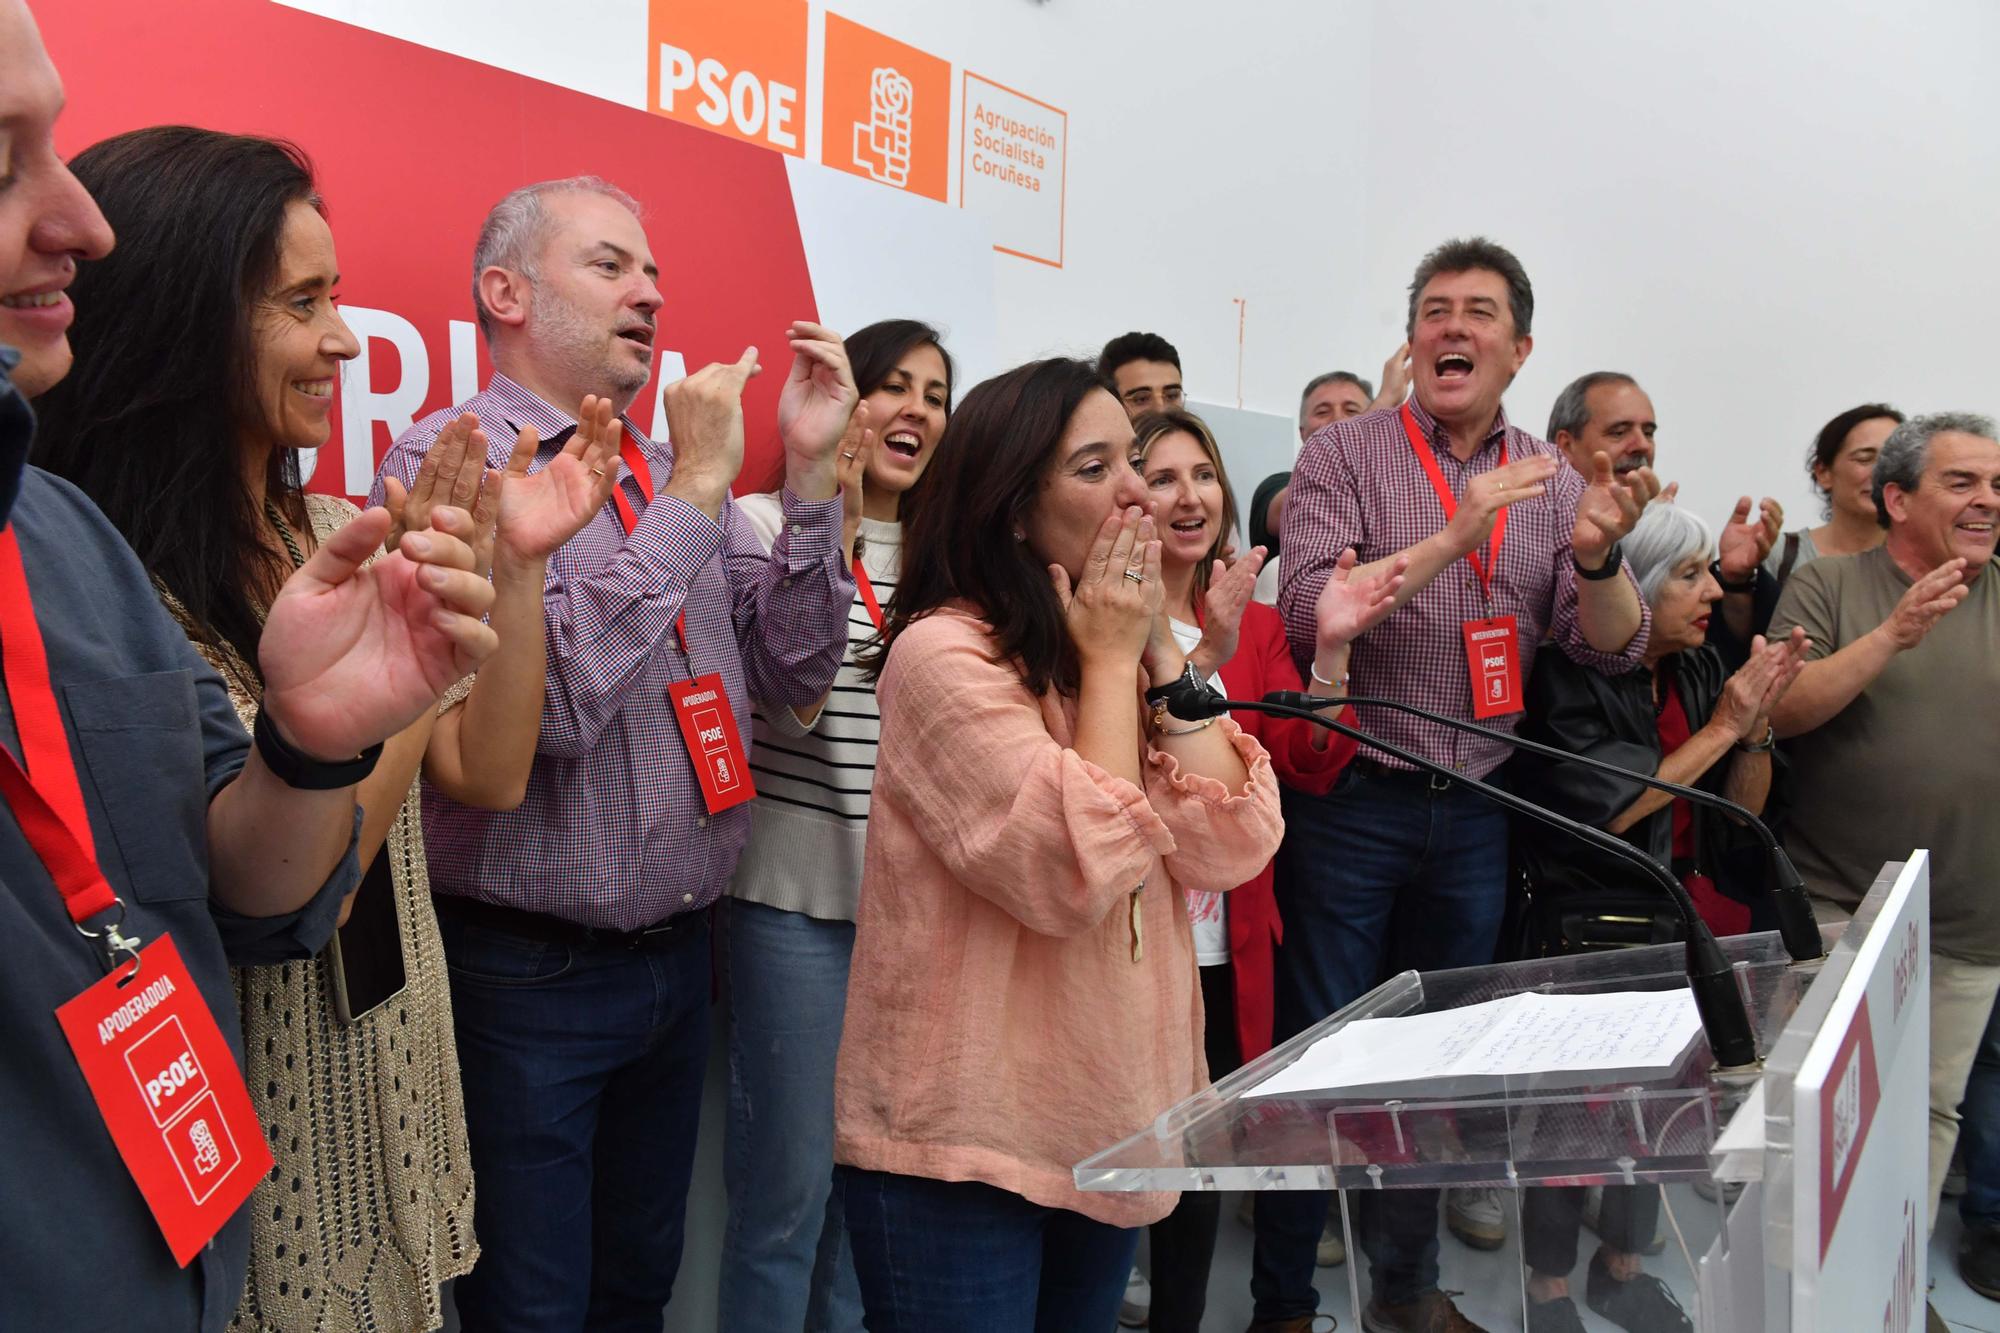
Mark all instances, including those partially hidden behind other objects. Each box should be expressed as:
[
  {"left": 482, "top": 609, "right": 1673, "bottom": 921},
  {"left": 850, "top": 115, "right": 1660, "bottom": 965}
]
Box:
[
  {"left": 718, "top": 898, "right": 864, "bottom": 1332},
  {"left": 439, "top": 907, "right": 711, "bottom": 1333},
  {"left": 839, "top": 1167, "right": 1139, "bottom": 1333},
  {"left": 1251, "top": 768, "right": 1511, "bottom": 1318},
  {"left": 1962, "top": 986, "right": 2000, "bottom": 1227}
]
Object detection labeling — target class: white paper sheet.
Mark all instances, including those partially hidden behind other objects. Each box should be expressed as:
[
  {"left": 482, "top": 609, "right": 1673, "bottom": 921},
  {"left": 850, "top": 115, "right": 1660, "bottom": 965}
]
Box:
[{"left": 1246, "top": 988, "right": 1705, "bottom": 1100}]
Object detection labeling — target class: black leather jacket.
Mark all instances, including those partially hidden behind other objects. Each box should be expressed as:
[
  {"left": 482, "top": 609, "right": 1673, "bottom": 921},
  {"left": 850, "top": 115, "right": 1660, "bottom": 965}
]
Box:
[{"left": 1505, "top": 645, "right": 1784, "bottom": 915}]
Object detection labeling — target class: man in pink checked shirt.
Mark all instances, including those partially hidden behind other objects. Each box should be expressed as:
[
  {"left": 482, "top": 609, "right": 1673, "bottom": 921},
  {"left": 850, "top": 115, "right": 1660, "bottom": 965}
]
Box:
[
  {"left": 1253, "top": 238, "right": 1660, "bottom": 1333},
  {"left": 370, "top": 177, "right": 857, "bottom": 1332}
]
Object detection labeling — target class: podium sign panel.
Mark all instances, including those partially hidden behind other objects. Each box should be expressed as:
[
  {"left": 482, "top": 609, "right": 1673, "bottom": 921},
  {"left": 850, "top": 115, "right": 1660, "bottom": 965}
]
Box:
[{"left": 1783, "top": 855, "right": 1929, "bottom": 1328}]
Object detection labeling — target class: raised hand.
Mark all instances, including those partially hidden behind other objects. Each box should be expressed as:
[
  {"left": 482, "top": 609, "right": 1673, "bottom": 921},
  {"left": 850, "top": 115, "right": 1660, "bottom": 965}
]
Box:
[
  {"left": 1315, "top": 546, "right": 1408, "bottom": 652},
  {"left": 1716, "top": 495, "right": 1785, "bottom": 582},
  {"left": 837, "top": 404, "right": 874, "bottom": 559},
  {"left": 1050, "top": 506, "right": 1161, "bottom": 672},
  {"left": 495, "top": 395, "right": 620, "bottom": 564},
  {"left": 383, "top": 412, "right": 486, "bottom": 557},
  {"left": 1881, "top": 558, "right": 1970, "bottom": 649},
  {"left": 1188, "top": 546, "right": 1266, "bottom": 676},
  {"left": 1446, "top": 454, "right": 1557, "bottom": 557},
  {"left": 662, "top": 346, "right": 759, "bottom": 517},
  {"left": 259, "top": 507, "right": 499, "bottom": 761},
  {"left": 777, "top": 320, "right": 860, "bottom": 486},
  {"left": 1372, "top": 340, "right": 1412, "bottom": 410},
  {"left": 1573, "top": 451, "right": 1662, "bottom": 567}
]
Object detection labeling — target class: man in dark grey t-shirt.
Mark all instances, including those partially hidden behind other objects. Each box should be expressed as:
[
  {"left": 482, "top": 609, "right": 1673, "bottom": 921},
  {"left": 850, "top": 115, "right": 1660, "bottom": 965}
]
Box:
[{"left": 1770, "top": 411, "right": 2000, "bottom": 1262}]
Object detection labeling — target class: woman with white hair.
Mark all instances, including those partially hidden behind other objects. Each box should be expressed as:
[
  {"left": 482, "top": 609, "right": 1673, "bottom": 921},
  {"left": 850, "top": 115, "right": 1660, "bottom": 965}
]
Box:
[{"left": 1504, "top": 500, "right": 1807, "bottom": 1333}]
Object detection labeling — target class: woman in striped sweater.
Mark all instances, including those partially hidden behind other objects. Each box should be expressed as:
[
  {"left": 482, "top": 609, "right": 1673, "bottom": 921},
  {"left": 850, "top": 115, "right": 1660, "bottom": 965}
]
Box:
[{"left": 720, "top": 319, "right": 955, "bottom": 1333}]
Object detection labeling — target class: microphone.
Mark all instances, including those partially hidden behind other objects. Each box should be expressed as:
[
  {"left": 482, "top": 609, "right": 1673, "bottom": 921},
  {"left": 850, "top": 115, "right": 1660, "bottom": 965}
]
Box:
[
  {"left": 1157, "top": 677, "right": 1761, "bottom": 1069},
  {"left": 1258, "top": 690, "right": 1822, "bottom": 963}
]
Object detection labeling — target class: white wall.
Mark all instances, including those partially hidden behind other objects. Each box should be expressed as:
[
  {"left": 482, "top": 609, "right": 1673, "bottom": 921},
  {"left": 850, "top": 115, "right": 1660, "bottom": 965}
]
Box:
[
  {"left": 283, "top": 0, "right": 2000, "bottom": 527},
  {"left": 838, "top": 0, "right": 2000, "bottom": 529}
]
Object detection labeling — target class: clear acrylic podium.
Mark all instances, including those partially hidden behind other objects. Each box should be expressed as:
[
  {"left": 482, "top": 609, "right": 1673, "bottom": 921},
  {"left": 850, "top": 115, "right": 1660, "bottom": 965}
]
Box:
[{"left": 1076, "top": 859, "right": 1927, "bottom": 1330}]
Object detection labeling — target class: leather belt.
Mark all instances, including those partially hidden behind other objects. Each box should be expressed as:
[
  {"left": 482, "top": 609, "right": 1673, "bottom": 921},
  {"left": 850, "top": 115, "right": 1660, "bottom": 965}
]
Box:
[{"left": 433, "top": 893, "right": 707, "bottom": 951}]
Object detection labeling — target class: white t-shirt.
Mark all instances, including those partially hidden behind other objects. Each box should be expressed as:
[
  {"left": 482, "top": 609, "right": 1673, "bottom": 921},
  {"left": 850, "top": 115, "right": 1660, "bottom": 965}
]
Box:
[{"left": 1169, "top": 617, "right": 1231, "bottom": 967}]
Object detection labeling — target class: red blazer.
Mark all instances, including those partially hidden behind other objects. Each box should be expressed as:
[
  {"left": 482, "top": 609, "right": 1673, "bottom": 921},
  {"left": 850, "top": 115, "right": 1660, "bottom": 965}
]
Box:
[{"left": 1211, "top": 602, "right": 1355, "bottom": 1062}]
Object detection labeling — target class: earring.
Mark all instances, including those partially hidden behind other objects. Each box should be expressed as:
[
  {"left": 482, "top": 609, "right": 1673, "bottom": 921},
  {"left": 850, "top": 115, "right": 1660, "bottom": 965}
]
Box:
[{"left": 1013, "top": 530, "right": 1025, "bottom": 542}]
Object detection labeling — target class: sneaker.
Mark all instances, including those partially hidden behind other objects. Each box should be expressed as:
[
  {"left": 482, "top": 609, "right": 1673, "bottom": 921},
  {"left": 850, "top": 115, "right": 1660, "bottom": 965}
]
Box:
[
  {"left": 1362, "top": 1289, "right": 1489, "bottom": 1332},
  {"left": 1445, "top": 1186, "right": 1506, "bottom": 1250},
  {"left": 1961, "top": 1220, "right": 2000, "bottom": 1301},
  {"left": 1581, "top": 1185, "right": 1667, "bottom": 1256},
  {"left": 1119, "top": 1265, "right": 1150, "bottom": 1328},
  {"left": 1583, "top": 1252, "right": 1692, "bottom": 1333},
  {"left": 1317, "top": 1209, "right": 1347, "bottom": 1267},
  {"left": 1524, "top": 1295, "right": 1587, "bottom": 1333}
]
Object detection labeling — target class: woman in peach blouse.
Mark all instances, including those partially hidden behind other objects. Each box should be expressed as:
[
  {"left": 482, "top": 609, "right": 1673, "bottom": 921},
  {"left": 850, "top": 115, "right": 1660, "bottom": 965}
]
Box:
[{"left": 835, "top": 358, "right": 1370, "bottom": 1331}]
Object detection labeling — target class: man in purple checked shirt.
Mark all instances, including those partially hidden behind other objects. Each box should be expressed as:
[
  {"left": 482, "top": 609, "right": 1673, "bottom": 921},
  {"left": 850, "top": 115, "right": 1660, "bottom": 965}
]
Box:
[
  {"left": 371, "top": 177, "right": 857, "bottom": 1332},
  {"left": 1253, "top": 238, "right": 1660, "bottom": 1333}
]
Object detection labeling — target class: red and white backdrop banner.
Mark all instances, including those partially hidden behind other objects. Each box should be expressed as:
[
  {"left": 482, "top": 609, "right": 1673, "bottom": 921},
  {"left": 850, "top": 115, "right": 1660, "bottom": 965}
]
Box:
[{"left": 41, "top": 0, "right": 999, "bottom": 501}]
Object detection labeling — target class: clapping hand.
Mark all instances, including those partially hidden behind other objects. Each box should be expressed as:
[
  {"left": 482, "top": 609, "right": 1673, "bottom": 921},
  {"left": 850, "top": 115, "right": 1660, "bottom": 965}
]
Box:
[
  {"left": 494, "top": 396, "right": 622, "bottom": 565},
  {"left": 1881, "top": 558, "right": 1970, "bottom": 650},
  {"left": 1447, "top": 455, "right": 1556, "bottom": 556},
  {"left": 1715, "top": 628, "right": 1810, "bottom": 742},
  {"left": 1716, "top": 495, "right": 1785, "bottom": 583},
  {"left": 1187, "top": 546, "right": 1266, "bottom": 677},
  {"left": 1573, "top": 451, "right": 1662, "bottom": 568},
  {"left": 836, "top": 404, "right": 874, "bottom": 559},
  {"left": 777, "top": 321, "right": 859, "bottom": 499},
  {"left": 384, "top": 412, "right": 500, "bottom": 576},
  {"left": 1314, "top": 547, "right": 1407, "bottom": 665},
  {"left": 259, "top": 507, "right": 499, "bottom": 762}
]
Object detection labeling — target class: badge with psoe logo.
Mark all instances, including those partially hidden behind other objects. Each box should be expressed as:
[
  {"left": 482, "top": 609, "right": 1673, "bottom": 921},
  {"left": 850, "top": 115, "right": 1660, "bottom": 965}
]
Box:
[
  {"left": 1461, "top": 615, "right": 1523, "bottom": 719},
  {"left": 668, "top": 673, "right": 756, "bottom": 814},
  {"left": 55, "top": 934, "right": 272, "bottom": 1265}
]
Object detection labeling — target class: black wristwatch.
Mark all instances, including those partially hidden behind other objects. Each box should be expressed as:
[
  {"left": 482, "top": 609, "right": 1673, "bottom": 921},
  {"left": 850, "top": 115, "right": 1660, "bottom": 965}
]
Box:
[
  {"left": 254, "top": 703, "right": 384, "bottom": 790},
  {"left": 1144, "top": 660, "right": 1206, "bottom": 725},
  {"left": 1709, "top": 559, "right": 1758, "bottom": 594},
  {"left": 1574, "top": 542, "right": 1624, "bottom": 581}
]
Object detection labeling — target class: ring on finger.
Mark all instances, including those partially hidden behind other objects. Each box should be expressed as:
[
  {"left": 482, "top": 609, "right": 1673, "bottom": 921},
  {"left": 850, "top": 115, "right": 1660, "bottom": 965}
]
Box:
[
  {"left": 590, "top": 466, "right": 607, "bottom": 478},
  {"left": 1122, "top": 568, "right": 1146, "bottom": 584}
]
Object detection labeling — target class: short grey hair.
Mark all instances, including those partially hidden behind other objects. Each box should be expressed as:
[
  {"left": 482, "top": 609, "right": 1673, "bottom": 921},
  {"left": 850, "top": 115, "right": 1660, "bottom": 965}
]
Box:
[
  {"left": 1298, "top": 370, "right": 1375, "bottom": 424},
  {"left": 1872, "top": 411, "right": 1999, "bottom": 529},
  {"left": 471, "top": 176, "right": 643, "bottom": 340},
  {"left": 1546, "top": 371, "right": 1639, "bottom": 442},
  {"left": 1623, "top": 502, "right": 1712, "bottom": 606}
]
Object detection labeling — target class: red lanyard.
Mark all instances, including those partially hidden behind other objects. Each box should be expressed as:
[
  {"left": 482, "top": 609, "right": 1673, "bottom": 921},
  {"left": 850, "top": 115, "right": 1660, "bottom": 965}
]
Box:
[
  {"left": 1400, "top": 403, "right": 1507, "bottom": 595},
  {"left": 0, "top": 526, "right": 120, "bottom": 925},
  {"left": 853, "top": 558, "right": 883, "bottom": 630},
  {"left": 608, "top": 427, "right": 690, "bottom": 654}
]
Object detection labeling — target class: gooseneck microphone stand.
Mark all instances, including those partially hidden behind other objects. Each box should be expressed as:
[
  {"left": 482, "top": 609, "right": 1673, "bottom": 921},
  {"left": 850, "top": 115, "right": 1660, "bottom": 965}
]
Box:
[
  {"left": 1262, "top": 691, "right": 1824, "bottom": 964},
  {"left": 1163, "top": 681, "right": 1762, "bottom": 1070}
]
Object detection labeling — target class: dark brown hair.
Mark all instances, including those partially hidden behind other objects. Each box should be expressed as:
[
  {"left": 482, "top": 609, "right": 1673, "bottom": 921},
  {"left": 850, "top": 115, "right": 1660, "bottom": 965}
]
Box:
[
  {"left": 860, "top": 357, "right": 1111, "bottom": 696},
  {"left": 1131, "top": 408, "right": 1239, "bottom": 608},
  {"left": 33, "top": 126, "right": 322, "bottom": 680},
  {"left": 1808, "top": 403, "right": 1903, "bottom": 518}
]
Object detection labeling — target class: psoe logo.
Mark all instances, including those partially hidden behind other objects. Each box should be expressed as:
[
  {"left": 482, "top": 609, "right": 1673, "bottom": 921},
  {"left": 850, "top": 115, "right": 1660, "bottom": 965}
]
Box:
[{"left": 854, "top": 68, "right": 914, "bottom": 188}]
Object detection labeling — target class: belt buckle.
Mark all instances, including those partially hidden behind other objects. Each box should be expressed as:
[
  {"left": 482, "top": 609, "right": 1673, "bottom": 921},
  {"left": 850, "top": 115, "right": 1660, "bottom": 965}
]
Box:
[{"left": 1428, "top": 768, "right": 1453, "bottom": 793}]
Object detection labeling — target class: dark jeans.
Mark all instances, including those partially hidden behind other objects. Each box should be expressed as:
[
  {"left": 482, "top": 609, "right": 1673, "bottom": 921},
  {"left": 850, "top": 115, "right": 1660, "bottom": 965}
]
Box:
[
  {"left": 1522, "top": 1186, "right": 1660, "bottom": 1276},
  {"left": 840, "top": 1167, "right": 1139, "bottom": 1333},
  {"left": 1147, "top": 961, "right": 1241, "bottom": 1333},
  {"left": 1252, "top": 768, "right": 1511, "bottom": 1318},
  {"left": 440, "top": 907, "right": 712, "bottom": 1333},
  {"left": 1962, "top": 986, "right": 2000, "bottom": 1227}
]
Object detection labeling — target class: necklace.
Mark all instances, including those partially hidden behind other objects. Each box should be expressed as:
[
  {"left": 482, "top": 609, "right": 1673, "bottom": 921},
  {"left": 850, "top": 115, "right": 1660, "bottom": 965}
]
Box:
[{"left": 263, "top": 498, "right": 306, "bottom": 571}]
